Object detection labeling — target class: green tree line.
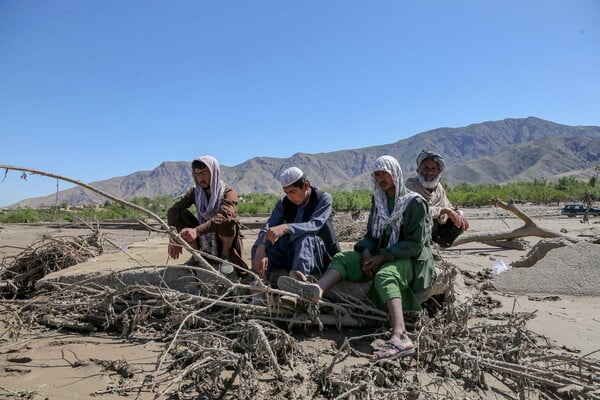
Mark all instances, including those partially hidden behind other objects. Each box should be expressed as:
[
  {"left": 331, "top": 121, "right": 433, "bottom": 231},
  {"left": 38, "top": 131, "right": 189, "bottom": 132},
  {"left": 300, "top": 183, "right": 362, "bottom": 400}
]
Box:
[{"left": 1, "top": 177, "right": 598, "bottom": 224}]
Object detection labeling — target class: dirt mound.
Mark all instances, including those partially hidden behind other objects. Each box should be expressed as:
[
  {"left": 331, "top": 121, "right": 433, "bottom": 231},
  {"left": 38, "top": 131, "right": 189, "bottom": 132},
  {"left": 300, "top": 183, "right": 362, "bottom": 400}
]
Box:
[{"left": 493, "top": 241, "right": 600, "bottom": 295}]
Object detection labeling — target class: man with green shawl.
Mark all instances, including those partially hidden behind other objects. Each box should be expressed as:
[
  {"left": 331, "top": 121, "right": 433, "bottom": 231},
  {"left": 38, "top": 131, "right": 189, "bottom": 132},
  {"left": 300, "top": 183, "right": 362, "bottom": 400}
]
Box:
[{"left": 278, "top": 155, "right": 435, "bottom": 361}]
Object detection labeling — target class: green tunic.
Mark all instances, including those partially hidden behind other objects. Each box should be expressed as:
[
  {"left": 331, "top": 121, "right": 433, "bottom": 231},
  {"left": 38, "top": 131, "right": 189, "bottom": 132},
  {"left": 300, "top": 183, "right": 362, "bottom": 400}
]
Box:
[{"left": 328, "top": 194, "right": 435, "bottom": 311}]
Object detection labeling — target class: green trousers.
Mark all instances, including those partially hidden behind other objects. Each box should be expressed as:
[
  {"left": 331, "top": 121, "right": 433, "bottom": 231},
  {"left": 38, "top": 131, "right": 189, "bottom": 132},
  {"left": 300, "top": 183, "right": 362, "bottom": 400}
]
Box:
[{"left": 328, "top": 251, "right": 422, "bottom": 312}]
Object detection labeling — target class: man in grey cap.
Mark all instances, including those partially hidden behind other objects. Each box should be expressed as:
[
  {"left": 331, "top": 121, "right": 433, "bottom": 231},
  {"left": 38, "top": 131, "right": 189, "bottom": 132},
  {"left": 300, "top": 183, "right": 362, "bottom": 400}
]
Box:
[
  {"left": 251, "top": 167, "right": 340, "bottom": 282},
  {"left": 406, "top": 149, "right": 469, "bottom": 247}
]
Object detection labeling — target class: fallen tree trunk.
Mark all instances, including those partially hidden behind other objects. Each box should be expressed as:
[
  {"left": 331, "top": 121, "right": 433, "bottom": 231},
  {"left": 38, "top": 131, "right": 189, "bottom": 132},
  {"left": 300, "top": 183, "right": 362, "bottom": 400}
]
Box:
[
  {"left": 453, "top": 198, "right": 581, "bottom": 246},
  {"left": 511, "top": 238, "right": 570, "bottom": 268}
]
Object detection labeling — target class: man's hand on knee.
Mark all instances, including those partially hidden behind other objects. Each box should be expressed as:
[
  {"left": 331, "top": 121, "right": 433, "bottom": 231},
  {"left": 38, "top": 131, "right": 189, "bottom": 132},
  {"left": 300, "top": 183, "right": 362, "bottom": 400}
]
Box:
[
  {"left": 168, "top": 241, "right": 183, "bottom": 259},
  {"left": 252, "top": 245, "right": 269, "bottom": 279}
]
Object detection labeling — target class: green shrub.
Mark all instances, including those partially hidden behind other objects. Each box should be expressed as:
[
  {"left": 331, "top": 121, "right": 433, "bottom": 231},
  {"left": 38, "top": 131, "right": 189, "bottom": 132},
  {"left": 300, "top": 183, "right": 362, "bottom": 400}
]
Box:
[
  {"left": 238, "top": 193, "right": 279, "bottom": 214},
  {"left": 2, "top": 177, "right": 599, "bottom": 224},
  {"left": 330, "top": 189, "right": 372, "bottom": 211}
]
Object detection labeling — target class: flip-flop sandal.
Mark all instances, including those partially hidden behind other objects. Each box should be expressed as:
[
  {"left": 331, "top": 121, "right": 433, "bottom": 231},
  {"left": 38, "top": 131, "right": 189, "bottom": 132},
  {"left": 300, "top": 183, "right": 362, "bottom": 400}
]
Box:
[
  {"left": 370, "top": 337, "right": 416, "bottom": 362},
  {"left": 276, "top": 275, "right": 321, "bottom": 301}
]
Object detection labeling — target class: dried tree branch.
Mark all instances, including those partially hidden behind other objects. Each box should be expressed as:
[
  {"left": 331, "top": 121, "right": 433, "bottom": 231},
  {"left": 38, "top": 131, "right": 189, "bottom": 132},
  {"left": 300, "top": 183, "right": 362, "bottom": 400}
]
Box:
[
  {"left": 0, "top": 163, "right": 214, "bottom": 270},
  {"left": 453, "top": 197, "right": 581, "bottom": 246}
]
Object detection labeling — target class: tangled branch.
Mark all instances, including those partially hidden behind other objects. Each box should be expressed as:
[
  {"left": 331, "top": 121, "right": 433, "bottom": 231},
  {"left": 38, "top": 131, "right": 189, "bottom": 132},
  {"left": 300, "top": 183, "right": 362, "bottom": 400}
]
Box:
[{"left": 2, "top": 165, "right": 599, "bottom": 399}]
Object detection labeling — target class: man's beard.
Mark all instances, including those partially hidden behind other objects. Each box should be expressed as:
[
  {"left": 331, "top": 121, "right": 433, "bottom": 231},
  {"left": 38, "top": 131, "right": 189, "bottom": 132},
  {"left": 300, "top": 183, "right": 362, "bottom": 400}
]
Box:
[{"left": 418, "top": 173, "right": 441, "bottom": 190}]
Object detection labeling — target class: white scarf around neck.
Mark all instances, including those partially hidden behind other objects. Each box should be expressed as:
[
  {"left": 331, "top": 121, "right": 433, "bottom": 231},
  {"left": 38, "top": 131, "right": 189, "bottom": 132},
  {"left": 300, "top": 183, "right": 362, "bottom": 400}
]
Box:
[
  {"left": 371, "top": 155, "right": 420, "bottom": 248},
  {"left": 193, "top": 155, "right": 226, "bottom": 256}
]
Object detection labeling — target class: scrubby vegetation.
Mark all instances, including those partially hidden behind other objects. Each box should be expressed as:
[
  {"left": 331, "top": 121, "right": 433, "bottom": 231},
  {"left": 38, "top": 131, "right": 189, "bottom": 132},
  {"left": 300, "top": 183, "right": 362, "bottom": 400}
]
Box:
[
  {"left": 237, "top": 193, "right": 279, "bottom": 215},
  {"left": 447, "top": 176, "right": 599, "bottom": 207},
  {"left": 0, "top": 195, "right": 174, "bottom": 224},
  {"left": 1, "top": 177, "right": 598, "bottom": 223}
]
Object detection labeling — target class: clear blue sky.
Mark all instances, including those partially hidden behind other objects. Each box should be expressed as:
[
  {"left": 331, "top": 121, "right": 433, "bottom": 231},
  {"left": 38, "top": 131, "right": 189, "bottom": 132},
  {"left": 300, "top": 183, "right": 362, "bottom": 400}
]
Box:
[{"left": 1, "top": 1, "right": 599, "bottom": 207}]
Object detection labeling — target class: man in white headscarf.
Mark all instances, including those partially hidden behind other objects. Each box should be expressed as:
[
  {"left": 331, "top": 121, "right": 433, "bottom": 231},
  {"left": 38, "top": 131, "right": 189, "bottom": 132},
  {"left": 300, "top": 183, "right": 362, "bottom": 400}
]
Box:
[
  {"left": 278, "top": 155, "right": 435, "bottom": 361},
  {"left": 406, "top": 149, "right": 469, "bottom": 247},
  {"left": 167, "top": 155, "right": 248, "bottom": 274}
]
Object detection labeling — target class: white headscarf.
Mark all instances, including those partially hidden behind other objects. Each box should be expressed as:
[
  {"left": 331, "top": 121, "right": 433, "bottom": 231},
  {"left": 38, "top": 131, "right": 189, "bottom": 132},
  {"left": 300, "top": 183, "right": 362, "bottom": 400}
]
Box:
[
  {"left": 371, "top": 155, "right": 420, "bottom": 248},
  {"left": 193, "top": 155, "right": 226, "bottom": 223}
]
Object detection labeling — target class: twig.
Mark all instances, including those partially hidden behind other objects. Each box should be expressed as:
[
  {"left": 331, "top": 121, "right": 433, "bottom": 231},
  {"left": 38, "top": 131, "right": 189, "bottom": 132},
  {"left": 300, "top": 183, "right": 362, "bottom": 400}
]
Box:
[{"left": 0, "top": 163, "right": 214, "bottom": 270}]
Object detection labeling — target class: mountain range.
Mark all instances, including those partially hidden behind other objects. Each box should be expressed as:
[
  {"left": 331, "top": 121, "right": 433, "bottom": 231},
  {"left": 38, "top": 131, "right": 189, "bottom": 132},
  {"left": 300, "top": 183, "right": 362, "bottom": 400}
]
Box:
[{"left": 12, "top": 116, "right": 600, "bottom": 208}]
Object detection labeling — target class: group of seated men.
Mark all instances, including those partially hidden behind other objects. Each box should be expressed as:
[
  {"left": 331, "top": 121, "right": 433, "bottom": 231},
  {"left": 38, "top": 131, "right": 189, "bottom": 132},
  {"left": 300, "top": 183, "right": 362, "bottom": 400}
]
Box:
[{"left": 166, "top": 151, "right": 469, "bottom": 361}]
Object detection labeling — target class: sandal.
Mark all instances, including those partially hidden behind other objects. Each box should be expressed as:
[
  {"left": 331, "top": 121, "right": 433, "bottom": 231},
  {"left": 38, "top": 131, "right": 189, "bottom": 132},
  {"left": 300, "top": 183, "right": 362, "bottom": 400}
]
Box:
[
  {"left": 370, "top": 336, "right": 415, "bottom": 361},
  {"left": 277, "top": 275, "right": 321, "bottom": 302}
]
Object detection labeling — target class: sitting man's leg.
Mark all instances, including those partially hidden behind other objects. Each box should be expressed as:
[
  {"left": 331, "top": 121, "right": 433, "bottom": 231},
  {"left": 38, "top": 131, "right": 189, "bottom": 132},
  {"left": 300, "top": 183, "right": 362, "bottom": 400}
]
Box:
[
  {"left": 287, "top": 234, "right": 329, "bottom": 281},
  {"left": 369, "top": 260, "right": 417, "bottom": 361},
  {"left": 216, "top": 223, "right": 249, "bottom": 274},
  {"left": 251, "top": 236, "right": 292, "bottom": 282},
  {"left": 277, "top": 250, "right": 366, "bottom": 301},
  {"left": 218, "top": 234, "right": 234, "bottom": 259},
  {"left": 168, "top": 209, "right": 200, "bottom": 261},
  {"left": 431, "top": 220, "right": 463, "bottom": 248}
]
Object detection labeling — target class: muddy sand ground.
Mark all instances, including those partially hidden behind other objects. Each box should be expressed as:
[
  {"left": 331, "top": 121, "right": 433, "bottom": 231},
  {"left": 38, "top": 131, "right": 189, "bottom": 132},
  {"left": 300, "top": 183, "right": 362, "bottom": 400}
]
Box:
[{"left": 0, "top": 205, "right": 598, "bottom": 399}]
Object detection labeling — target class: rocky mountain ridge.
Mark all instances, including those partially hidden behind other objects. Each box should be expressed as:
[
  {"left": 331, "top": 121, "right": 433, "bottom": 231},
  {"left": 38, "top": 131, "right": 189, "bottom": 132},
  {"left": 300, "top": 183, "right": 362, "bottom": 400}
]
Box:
[{"left": 12, "top": 116, "right": 600, "bottom": 207}]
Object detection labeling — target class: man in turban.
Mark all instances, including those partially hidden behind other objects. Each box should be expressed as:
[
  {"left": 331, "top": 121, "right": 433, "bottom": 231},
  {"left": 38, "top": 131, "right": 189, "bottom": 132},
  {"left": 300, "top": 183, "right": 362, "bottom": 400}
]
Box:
[{"left": 406, "top": 150, "right": 469, "bottom": 247}]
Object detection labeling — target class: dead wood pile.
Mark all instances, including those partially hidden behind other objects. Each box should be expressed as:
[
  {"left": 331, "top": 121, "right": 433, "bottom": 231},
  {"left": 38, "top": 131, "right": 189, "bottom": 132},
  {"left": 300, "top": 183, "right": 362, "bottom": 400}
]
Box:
[
  {"left": 1, "top": 236, "right": 599, "bottom": 399},
  {"left": 0, "top": 231, "right": 104, "bottom": 297},
  {"left": 1, "top": 165, "right": 598, "bottom": 399},
  {"left": 333, "top": 211, "right": 367, "bottom": 242},
  {"left": 454, "top": 198, "right": 599, "bottom": 269}
]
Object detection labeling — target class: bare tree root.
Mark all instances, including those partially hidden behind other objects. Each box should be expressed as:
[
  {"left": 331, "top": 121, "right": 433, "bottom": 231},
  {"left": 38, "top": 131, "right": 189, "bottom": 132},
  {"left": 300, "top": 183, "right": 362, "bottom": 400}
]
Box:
[
  {"left": 481, "top": 238, "right": 530, "bottom": 250},
  {"left": 453, "top": 198, "right": 581, "bottom": 247},
  {"left": 511, "top": 238, "right": 571, "bottom": 268},
  {"left": 3, "top": 166, "right": 600, "bottom": 399},
  {"left": 451, "top": 198, "right": 600, "bottom": 269},
  {"left": 4, "top": 249, "right": 598, "bottom": 400},
  {"left": 0, "top": 232, "right": 104, "bottom": 297}
]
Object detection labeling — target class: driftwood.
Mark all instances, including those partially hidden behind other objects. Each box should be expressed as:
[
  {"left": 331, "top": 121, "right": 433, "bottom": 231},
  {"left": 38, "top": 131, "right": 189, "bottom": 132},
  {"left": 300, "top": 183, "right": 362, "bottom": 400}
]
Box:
[
  {"left": 3, "top": 166, "right": 600, "bottom": 398},
  {"left": 0, "top": 232, "right": 104, "bottom": 297},
  {"left": 453, "top": 198, "right": 581, "bottom": 247},
  {"left": 452, "top": 198, "right": 597, "bottom": 268},
  {"left": 0, "top": 163, "right": 223, "bottom": 273},
  {"left": 5, "top": 253, "right": 600, "bottom": 399},
  {"left": 481, "top": 238, "right": 530, "bottom": 251},
  {"left": 511, "top": 238, "right": 570, "bottom": 268}
]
